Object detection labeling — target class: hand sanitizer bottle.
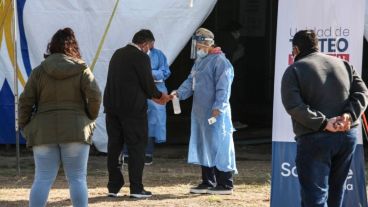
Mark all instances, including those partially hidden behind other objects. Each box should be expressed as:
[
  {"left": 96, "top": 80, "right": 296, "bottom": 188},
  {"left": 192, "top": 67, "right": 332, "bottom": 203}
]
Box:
[{"left": 172, "top": 95, "right": 181, "bottom": 114}]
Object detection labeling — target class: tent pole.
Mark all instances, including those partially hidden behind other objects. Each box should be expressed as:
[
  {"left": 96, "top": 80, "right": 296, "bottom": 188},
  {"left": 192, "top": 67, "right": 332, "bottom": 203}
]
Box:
[{"left": 13, "top": 0, "right": 20, "bottom": 176}]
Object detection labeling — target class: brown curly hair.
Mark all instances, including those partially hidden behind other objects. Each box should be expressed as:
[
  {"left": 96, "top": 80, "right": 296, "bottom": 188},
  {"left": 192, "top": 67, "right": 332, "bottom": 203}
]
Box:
[{"left": 44, "top": 28, "right": 81, "bottom": 59}]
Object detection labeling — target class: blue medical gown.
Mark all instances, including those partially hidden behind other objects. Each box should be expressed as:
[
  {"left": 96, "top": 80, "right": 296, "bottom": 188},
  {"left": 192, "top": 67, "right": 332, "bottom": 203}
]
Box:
[
  {"left": 147, "top": 48, "right": 171, "bottom": 143},
  {"left": 177, "top": 53, "right": 237, "bottom": 173}
]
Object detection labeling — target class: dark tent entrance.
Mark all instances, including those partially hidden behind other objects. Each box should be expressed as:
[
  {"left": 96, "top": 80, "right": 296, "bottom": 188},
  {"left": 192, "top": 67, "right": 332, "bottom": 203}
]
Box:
[{"left": 166, "top": 0, "right": 278, "bottom": 144}]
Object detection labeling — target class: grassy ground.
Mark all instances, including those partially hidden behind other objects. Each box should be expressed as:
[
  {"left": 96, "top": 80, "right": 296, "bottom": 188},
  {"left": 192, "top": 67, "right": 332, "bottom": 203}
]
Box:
[{"left": 0, "top": 144, "right": 271, "bottom": 207}]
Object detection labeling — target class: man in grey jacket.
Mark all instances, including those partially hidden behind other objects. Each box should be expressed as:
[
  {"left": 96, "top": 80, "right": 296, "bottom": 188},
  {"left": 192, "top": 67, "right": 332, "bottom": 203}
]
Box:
[{"left": 281, "top": 30, "right": 368, "bottom": 207}]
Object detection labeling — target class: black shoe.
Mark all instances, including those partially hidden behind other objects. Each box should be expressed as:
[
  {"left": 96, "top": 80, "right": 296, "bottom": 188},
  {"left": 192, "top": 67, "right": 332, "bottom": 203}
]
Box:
[
  {"left": 233, "top": 121, "right": 248, "bottom": 130},
  {"left": 130, "top": 189, "right": 152, "bottom": 198},
  {"left": 189, "top": 183, "right": 212, "bottom": 194},
  {"left": 145, "top": 156, "right": 153, "bottom": 165},
  {"left": 123, "top": 156, "right": 129, "bottom": 166},
  {"left": 207, "top": 185, "right": 233, "bottom": 195}
]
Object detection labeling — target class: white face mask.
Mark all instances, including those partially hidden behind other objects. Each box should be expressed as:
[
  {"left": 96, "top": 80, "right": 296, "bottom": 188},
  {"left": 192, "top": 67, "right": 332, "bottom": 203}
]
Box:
[
  {"left": 196, "top": 49, "right": 208, "bottom": 59},
  {"left": 147, "top": 50, "right": 151, "bottom": 55}
]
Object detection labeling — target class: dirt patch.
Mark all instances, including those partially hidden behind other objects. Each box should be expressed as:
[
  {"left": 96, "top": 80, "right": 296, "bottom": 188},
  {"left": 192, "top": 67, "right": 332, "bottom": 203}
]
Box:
[{"left": 0, "top": 152, "right": 271, "bottom": 207}]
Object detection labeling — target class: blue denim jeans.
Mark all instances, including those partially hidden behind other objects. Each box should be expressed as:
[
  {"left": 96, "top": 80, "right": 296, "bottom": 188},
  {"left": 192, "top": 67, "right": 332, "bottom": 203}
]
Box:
[
  {"left": 123, "top": 137, "right": 155, "bottom": 157},
  {"left": 295, "top": 128, "right": 358, "bottom": 207},
  {"left": 29, "top": 143, "right": 90, "bottom": 207}
]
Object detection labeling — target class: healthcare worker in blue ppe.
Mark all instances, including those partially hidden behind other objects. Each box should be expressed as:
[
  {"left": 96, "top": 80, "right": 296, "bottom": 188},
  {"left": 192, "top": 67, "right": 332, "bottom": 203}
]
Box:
[
  {"left": 172, "top": 28, "right": 237, "bottom": 195},
  {"left": 122, "top": 39, "right": 171, "bottom": 165}
]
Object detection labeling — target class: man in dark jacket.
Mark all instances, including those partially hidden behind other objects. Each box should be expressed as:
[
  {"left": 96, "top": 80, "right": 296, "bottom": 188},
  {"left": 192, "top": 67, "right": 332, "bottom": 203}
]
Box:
[
  {"left": 104, "top": 29, "right": 171, "bottom": 198},
  {"left": 281, "top": 30, "right": 368, "bottom": 207}
]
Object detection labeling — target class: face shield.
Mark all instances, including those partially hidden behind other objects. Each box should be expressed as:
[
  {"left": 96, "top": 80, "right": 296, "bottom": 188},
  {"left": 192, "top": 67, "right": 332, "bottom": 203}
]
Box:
[{"left": 190, "top": 35, "right": 214, "bottom": 59}]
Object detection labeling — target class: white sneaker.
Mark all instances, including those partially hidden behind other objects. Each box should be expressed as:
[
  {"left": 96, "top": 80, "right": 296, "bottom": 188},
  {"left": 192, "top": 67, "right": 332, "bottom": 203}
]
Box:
[
  {"left": 207, "top": 186, "right": 233, "bottom": 195},
  {"left": 107, "top": 192, "right": 120, "bottom": 197}
]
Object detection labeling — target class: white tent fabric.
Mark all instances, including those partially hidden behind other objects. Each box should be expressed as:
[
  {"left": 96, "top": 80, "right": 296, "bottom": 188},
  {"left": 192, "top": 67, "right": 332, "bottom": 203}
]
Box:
[
  {"left": 365, "top": 0, "right": 368, "bottom": 41},
  {"left": 19, "top": 0, "right": 216, "bottom": 152}
]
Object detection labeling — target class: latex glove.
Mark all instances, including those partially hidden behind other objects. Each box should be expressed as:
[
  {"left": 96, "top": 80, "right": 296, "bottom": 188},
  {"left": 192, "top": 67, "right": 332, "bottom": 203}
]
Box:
[
  {"left": 170, "top": 90, "right": 178, "bottom": 96},
  {"left": 153, "top": 93, "right": 173, "bottom": 105},
  {"left": 211, "top": 109, "right": 220, "bottom": 118}
]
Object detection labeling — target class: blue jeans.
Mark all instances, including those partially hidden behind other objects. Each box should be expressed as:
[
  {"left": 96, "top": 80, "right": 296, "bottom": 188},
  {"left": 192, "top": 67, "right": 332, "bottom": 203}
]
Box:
[
  {"left": 295, "top": 128, "right": 358, "bottom": 207},
  {"left": 29, "top": 143, "right": 90, "bottom": 207},
  {"left": 123, "top": 137, "right": 155, "bottom": 156}
]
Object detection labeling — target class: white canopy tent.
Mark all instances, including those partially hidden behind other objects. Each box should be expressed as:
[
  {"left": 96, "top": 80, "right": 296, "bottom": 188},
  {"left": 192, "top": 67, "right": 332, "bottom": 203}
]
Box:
[{"left": 0, "top": 0, "right": 217, "bottom": 156}]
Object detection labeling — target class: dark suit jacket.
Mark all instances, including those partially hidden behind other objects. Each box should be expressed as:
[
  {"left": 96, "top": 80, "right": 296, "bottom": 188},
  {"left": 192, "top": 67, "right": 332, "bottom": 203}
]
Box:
[{"left": 103, "top": 44, "right": 162, "bottom": 118}]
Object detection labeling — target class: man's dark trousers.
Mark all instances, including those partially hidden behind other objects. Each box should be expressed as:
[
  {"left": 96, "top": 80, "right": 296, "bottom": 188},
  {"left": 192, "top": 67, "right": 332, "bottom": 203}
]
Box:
[
  {"left": 201, "top": 166, "right": 233, "bottom": 189},
  {"left": 106, "top": 112, "right": 148, "bottom": 194},
  {"left": 295, "top": 128, "right": 358, "bottom": 207}
]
